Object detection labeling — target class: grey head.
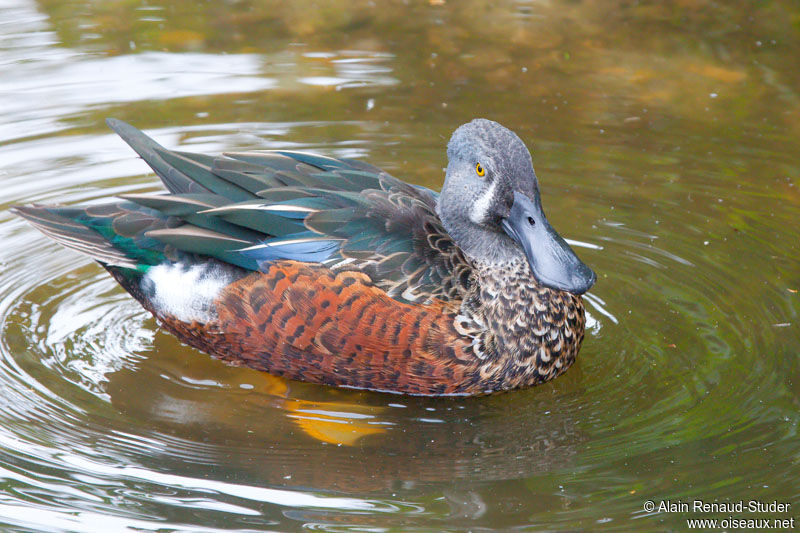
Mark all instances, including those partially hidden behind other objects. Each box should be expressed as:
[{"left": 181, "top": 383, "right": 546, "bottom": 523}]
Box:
[{"left": 436, "top": 118, "right": 595, "bottom": 295}]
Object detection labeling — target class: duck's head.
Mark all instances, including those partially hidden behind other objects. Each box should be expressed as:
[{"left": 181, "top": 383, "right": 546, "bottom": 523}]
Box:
[{"left": 437, "top": 118, "right": 595, "bottom": 295}]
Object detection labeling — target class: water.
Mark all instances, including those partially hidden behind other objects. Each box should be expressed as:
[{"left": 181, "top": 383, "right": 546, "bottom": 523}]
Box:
[{"left": 1, "top": 0, "right": 798, "bottom": 530}]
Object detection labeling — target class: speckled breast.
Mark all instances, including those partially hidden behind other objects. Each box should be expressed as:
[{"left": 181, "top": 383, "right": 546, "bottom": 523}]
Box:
[{"left": 462, "top": 259, "right": 586, "bottom": 391}]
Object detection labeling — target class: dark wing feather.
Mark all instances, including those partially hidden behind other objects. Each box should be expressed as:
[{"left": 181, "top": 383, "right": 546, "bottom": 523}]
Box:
[
  {"left": 146, "top": 227, "right": 259, "bottom": 270},
  {"left": 106, "top": 119, "right": 210, "bottom": 195},
  {"left": 234, "top": 171, "right": 471, "bottom": 304},
  {"left": 327, "top": 182, "right": 471, "bottom": 303}
]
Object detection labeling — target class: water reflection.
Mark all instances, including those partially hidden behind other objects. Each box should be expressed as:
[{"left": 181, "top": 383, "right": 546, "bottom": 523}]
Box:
[{"left": 105, "top": 348, "right": 583, "bottom": 491}]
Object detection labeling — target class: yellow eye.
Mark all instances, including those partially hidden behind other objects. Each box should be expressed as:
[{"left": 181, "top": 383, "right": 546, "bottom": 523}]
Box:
[{"left": 475, "top": 162, "right": 485, "bottom": 177}]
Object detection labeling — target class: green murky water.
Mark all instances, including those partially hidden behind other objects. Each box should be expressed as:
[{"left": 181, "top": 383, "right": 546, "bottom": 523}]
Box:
[{"left": 1, "top": 0, "right": 798, "bottom": 530}]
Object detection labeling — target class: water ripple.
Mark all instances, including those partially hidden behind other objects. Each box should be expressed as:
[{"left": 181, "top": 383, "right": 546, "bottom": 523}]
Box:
[{"left": 0, "top": 0, "right": 798, "bottom": 528}]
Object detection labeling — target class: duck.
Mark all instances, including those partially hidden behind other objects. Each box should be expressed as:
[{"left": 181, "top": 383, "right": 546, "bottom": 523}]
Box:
[{"left": 15, "top": 118, "right": 596, "bottom": 396}]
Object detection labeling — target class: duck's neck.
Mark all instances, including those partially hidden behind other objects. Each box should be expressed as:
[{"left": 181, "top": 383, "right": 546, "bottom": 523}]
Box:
[{"left": 437, "top": 204, "right": 523, "bottom": 266}]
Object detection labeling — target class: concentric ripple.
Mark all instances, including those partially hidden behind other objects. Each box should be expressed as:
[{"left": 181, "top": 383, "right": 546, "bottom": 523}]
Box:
[
  {"left": 1, "top": 0, "right": 799, "bottom": 529},
  {"left": 0, "top": 127, "right": 606, "bottom": 531},
  {"left": 2, "top": 122, "right": 797, "bottom": 531}
]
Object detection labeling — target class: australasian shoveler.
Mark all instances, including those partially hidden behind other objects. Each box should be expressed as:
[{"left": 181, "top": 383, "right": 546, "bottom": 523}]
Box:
[{"left": 15, "top": 118, "right": 596, "bottom": 396}]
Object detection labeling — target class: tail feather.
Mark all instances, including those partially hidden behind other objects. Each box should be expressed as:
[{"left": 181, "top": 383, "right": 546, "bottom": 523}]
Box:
[
  {"left": 13, "top": 205, "right": 140, "bottom": 268},
  {"left": 12, "top": 203, "right": 167, "bottom": 270}
]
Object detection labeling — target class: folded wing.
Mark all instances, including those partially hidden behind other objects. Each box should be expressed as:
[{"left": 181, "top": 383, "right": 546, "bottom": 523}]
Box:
[{"left": 17, "top": 120, "right": 472, "bottom": 305}]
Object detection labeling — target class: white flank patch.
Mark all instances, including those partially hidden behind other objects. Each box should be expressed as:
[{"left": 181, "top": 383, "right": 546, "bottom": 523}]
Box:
[
  {"left": 142, "top": 263, "right": 234, "bottom": 323},
  {"left": 469, "top": 180, "right": 498, "bottom": 224}
]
